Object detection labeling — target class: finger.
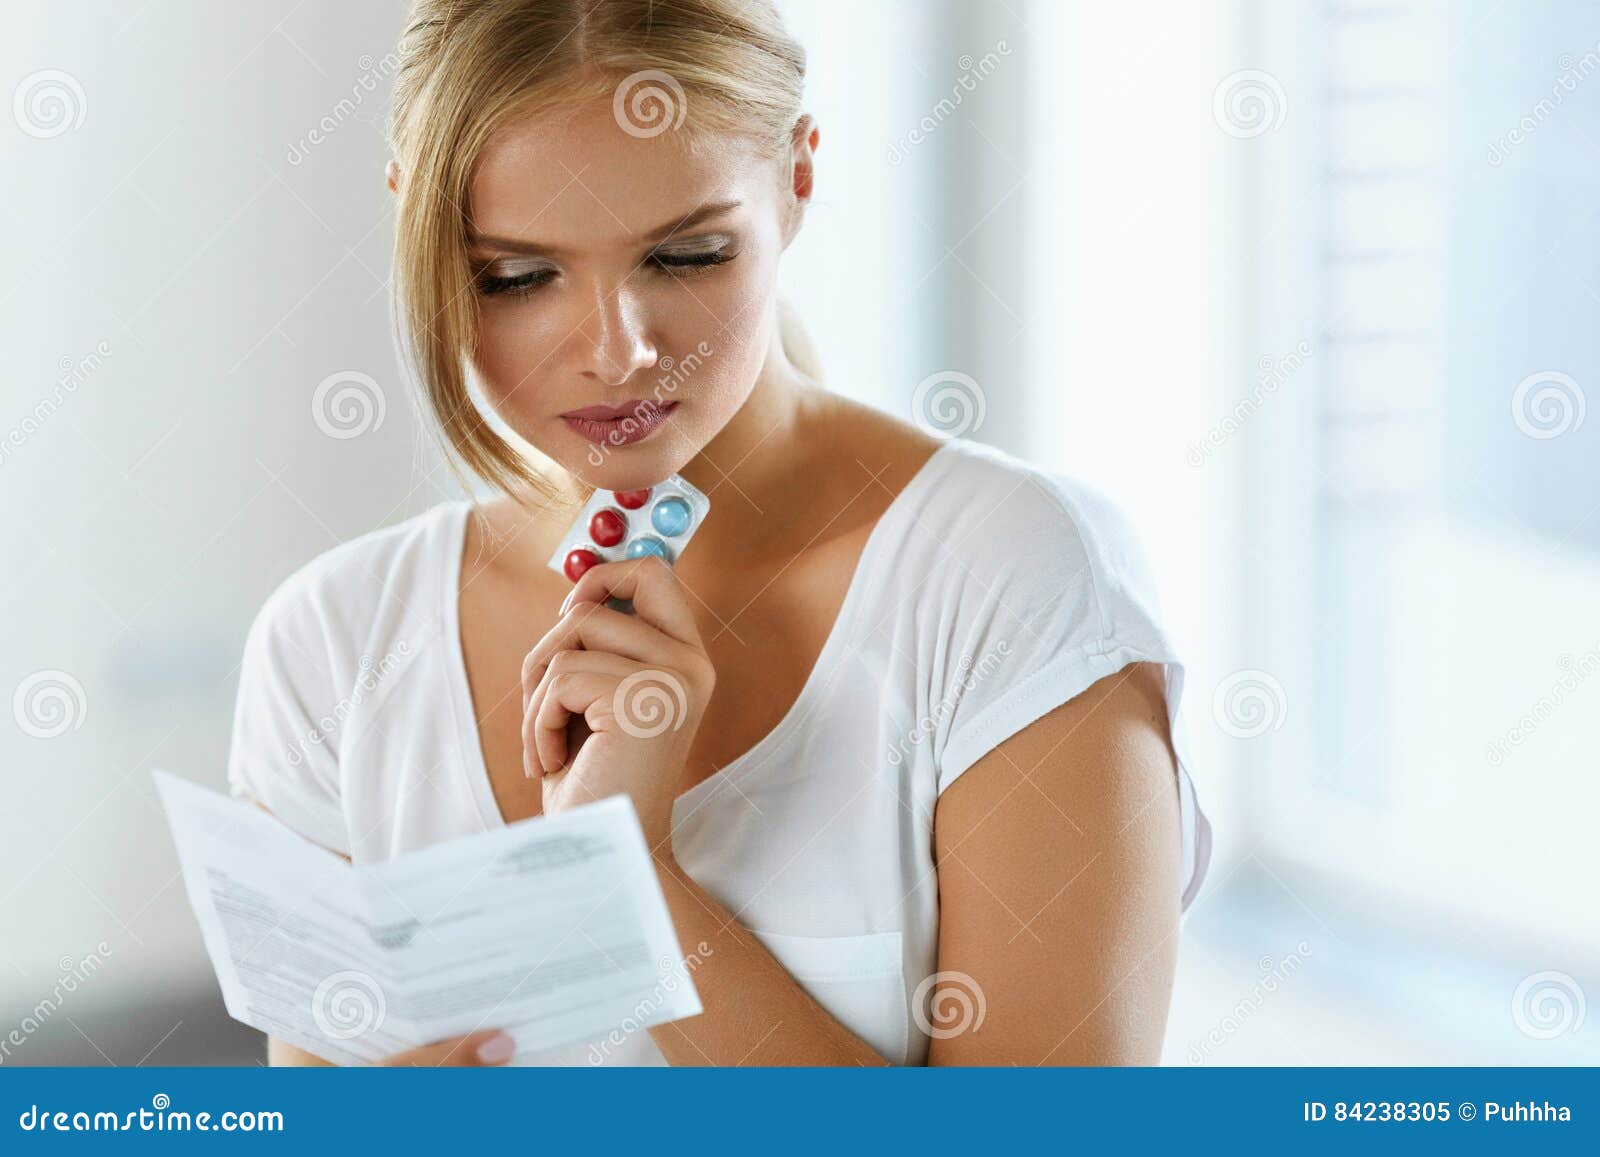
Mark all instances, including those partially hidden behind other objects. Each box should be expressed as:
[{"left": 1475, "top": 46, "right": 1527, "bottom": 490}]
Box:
[
  {"left": 521, "top": 602, "right": 689, "bottom": 710},
  {"left": 522, "top": 651, "right": 639, "bottom": 777},
  {"left": 380, "top": 1028, "right": 516, "bottom": 1067},
  {"left": 533, "top": 670, "right": 622, "bottom": 775},
  {"left": 521, "top": 601, "right": 663, "bottom": 714},
  {"left": 563, "top": 555, "right": 702, "bottom": 646}
]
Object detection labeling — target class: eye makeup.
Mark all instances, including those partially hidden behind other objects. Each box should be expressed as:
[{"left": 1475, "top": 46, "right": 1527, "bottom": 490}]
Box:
[
  {"left": 473, "top": 259, "right": 558, "bottom": 297},
  {"left": 470, "top": 233, "right": 740, "bottom": 298}
]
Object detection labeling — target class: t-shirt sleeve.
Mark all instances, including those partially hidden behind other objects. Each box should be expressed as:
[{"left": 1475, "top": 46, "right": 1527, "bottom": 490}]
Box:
[
  {"left": 225, "top": 579, "right": 352, "bottom": 859},
  {"left": 928, "top": 467, "right": 1212, "bottom": 911}
]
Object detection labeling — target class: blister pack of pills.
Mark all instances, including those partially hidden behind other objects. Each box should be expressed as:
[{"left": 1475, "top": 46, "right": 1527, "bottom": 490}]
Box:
[{"left": 546, "top": 474, "right": 712, "bottom": 589}]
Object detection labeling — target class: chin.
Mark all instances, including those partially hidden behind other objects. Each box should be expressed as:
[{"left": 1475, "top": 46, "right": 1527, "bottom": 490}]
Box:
[{"left": 544, "top": 424, "right": 698, "bottom": 494}]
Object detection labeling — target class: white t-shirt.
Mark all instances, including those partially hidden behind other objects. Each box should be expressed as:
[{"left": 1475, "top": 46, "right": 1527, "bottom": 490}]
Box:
[{"left": 227, "top": 435, "right": 1213, "bottom": 1066}]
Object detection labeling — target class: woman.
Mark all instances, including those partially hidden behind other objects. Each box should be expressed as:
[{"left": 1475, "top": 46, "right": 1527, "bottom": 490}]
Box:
[{"left": 231, "top": 0, "right": 1212, "bottom": 1066}]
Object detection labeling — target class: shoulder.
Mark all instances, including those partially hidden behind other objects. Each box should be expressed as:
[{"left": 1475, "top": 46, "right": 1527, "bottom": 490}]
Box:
[
  {"left": 246, "top": 500, "right": 465, "bottom": 663},
  {"left": 917, "top": 435, "right": 1142, "bottom": 548},
  {"left": 891, "top": 437, "right": 1164, "bottom": 644},
  {"left": 865, "top": 438, "right": 1186, "bottom": 804},
  {"left": 227, "top": 500, "right": 466, "bottom": 856}
]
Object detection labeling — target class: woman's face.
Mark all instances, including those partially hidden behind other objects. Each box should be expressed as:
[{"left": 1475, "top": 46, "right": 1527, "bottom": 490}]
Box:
[{"left": 464, "top": 93, "right": 795, "bottom": 492}]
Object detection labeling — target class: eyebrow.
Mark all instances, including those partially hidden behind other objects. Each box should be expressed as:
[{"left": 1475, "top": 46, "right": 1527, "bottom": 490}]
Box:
[{"left": 467, "top": 199, "right": 743, "bottom": 256}]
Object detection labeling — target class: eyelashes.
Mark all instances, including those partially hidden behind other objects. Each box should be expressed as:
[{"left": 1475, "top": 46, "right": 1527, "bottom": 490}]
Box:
[
  {"left": 653, "top": 249, "right": 736, "bottom": 276},
  {"left": 474, "top": 267, "right": 556, "bottom": 297},
  {"left": 473, "top": 248, "right": 737, "bottom": 299}
]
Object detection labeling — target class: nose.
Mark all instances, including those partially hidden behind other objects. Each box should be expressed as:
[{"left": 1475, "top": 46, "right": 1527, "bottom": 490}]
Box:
[{"left": 575, "top": 277, "right": 657, "bottom": 387}]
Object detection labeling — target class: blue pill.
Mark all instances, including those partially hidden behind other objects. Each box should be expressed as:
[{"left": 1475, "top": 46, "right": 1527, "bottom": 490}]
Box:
[
  {"left": 651, "top": 495, "right": 693, "bottom": 537},
  {"left": 626, "top": 536, "right": 671, "bottom": 561}
]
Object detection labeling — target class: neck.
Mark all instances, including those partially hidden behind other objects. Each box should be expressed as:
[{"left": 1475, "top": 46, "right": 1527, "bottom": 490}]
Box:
[{"left": 675, "top": 321, "right": 827, "bottom": 559}]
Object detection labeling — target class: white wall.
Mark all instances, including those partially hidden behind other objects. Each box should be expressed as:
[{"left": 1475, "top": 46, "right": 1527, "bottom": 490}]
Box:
[{"left": 2, "top": 2, "right": 440, "bottom": 1007}]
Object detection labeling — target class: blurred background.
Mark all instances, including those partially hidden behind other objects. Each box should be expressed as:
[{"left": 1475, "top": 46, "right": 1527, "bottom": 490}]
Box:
[{"left": 2, "top": 0, "right": 1596, "bottom": 1065}]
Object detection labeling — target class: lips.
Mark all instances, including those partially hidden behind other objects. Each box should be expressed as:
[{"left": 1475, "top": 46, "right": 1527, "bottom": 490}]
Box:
[
  {"left": 561, "top": 399, "right": 664, "bottom": 421},
  {"left": 560, "top": 399, "right": 678, "bottom": 446}
]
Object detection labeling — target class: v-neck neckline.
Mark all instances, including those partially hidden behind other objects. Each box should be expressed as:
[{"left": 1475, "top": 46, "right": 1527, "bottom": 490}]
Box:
[{"left": 443, "top": 439, "right": 958, "bottom": 833}]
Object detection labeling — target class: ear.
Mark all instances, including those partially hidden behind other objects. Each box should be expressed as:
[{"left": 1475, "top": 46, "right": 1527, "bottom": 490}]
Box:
[
  {"left": 790, "top": 114, "right": 817, "bottom": 203},
  {"left": 385, "top": 159, "right": 401, "bottom": 194},
  {"left": 782, "top": 115, "right": 818, "bottom": 245}
]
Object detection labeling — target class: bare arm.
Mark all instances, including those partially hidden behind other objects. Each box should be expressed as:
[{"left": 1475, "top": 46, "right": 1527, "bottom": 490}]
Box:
[
  {"left": 646, "top": 857, "right": 891, "bottom": 1065},
  {"left": 642, "top": 664, "right": 1181, "bottom": 1065},
  {"left": 927, "top": 662, "right": 1183, "bottom": 1065}
]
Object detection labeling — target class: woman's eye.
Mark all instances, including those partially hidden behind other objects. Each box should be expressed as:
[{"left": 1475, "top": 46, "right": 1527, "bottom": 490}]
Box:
[
  {"left": 475, "top": 268, "right": 555, "bottom": 297},
  {"left": 473, "top": 248, "right": 735, "bottom": 296},
  {"left": 649, "top": 249, "right": 735, "bottom": 277}
]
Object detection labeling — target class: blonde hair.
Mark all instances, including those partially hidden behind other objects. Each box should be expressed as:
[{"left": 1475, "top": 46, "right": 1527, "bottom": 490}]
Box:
[{"left": 387, "top": 0, "right": 818, "bottom": 503}]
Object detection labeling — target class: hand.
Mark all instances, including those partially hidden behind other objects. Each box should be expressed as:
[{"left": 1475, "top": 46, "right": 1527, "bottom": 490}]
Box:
[
  {"left": 520, "top": 555, "right": 715, "bottom": 853},
  {"left": 377, "top": 1028, "right": 517, "bottom": 1066}
]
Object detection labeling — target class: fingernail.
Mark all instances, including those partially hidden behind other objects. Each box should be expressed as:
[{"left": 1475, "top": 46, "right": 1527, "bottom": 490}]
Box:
[
  {"left": 559, "top": 589, "right": 575, "bottom": 616},
  {"left": 476, "top": 1032, "right": 516, "bottom": 1064}
]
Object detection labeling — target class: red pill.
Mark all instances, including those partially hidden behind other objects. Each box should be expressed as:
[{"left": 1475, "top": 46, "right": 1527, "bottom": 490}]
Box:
[
  {"left": 563, "top": 547, "right": 601, "bottom": 583},
  {"left": 613, "top": 488, "right": 651, "bottom": 510},
  {"left": 589, "top": 507, "right": 627, "bottom": 547}
]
